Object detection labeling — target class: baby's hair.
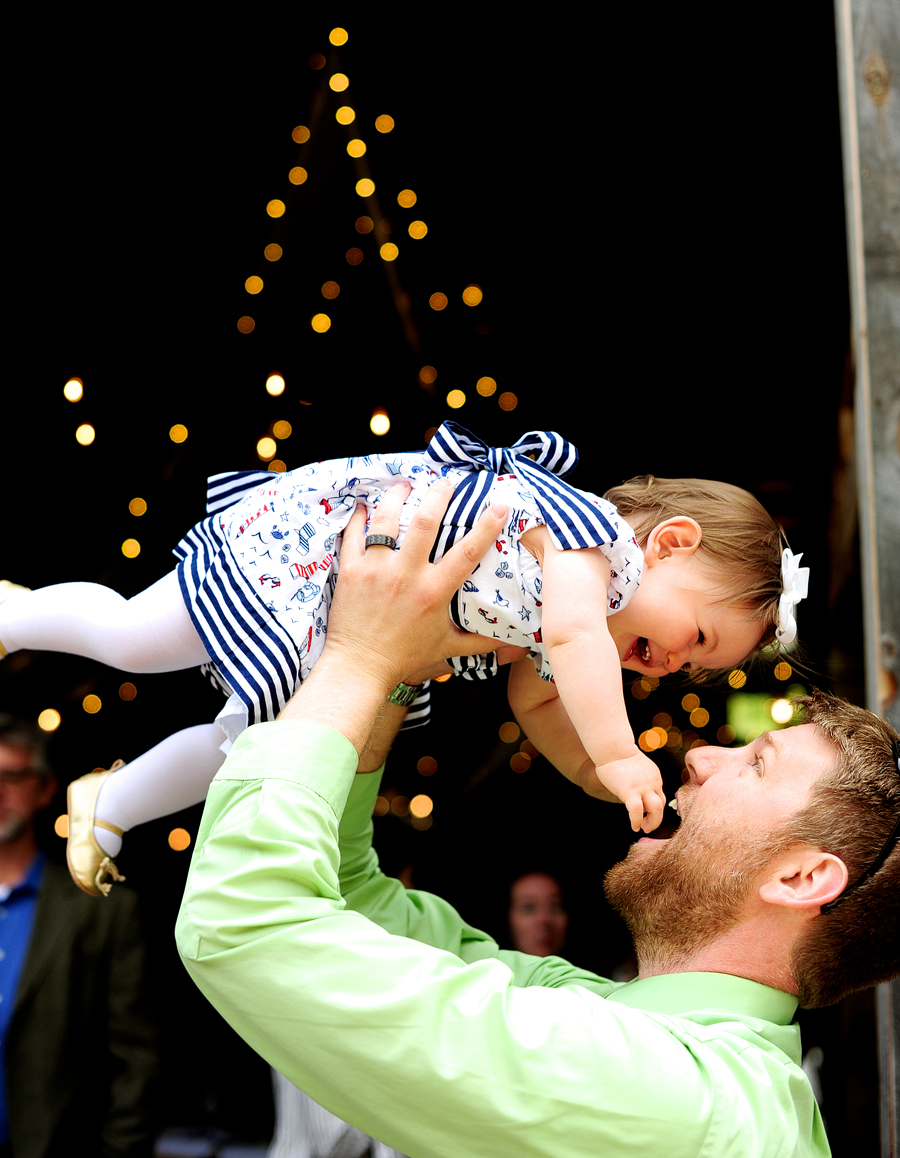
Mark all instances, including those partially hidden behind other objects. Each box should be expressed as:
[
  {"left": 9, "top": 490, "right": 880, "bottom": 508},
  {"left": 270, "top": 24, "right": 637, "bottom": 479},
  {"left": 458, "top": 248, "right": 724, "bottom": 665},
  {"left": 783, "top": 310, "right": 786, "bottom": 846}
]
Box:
[{"left": 604, "top": 475, "right": 787, "bottom": 652}]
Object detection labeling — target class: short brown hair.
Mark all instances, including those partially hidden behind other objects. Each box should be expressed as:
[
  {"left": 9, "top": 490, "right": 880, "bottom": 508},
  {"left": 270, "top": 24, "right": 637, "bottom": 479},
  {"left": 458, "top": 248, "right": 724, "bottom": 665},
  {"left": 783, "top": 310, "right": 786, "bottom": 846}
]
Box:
[
  {"left": 604, "top": 475, "right": 787, "bottom": 652},
  {"left": 784, "top": 690, "right": 900, "bottom": 1007}
]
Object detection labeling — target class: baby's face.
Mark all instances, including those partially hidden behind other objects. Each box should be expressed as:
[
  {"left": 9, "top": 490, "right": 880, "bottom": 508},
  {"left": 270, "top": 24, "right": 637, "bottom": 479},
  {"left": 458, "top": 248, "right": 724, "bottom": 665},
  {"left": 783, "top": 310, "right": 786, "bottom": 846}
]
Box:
[{"left": 608, "top": 553, "right": 762, "bottom": 677}]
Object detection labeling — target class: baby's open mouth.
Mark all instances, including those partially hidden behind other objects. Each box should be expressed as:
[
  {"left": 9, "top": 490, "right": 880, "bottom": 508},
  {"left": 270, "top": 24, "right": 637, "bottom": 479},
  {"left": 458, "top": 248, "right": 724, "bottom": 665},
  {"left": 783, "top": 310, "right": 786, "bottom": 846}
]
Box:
[{"left": 636, "top": 638, "right": 652, "bottom": 665}]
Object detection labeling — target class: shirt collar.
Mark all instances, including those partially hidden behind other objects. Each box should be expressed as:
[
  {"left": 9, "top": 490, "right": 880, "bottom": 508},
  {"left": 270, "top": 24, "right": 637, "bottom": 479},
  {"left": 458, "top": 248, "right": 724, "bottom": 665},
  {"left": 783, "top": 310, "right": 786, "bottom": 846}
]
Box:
[
  {"left": 0, "top": 851, "right": 46, "bottom": 902},
  {"left": 605, "top": 972, "right": 799, "bottom": 1026}
]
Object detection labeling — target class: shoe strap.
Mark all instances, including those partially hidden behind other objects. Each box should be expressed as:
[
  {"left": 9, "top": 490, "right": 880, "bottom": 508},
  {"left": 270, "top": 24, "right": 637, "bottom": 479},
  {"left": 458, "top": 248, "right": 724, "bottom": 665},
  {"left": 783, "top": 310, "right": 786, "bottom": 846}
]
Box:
[{"left": 93, "top": 818, "right": 125, "bottom": 838}]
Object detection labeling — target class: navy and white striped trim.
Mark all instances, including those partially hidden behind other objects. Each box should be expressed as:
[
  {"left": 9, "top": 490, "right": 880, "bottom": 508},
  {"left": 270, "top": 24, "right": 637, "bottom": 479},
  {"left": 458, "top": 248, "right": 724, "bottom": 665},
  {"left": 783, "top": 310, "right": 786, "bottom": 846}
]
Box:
[{"left": 425, "top": 421, "right": 617, "bottom": 554}]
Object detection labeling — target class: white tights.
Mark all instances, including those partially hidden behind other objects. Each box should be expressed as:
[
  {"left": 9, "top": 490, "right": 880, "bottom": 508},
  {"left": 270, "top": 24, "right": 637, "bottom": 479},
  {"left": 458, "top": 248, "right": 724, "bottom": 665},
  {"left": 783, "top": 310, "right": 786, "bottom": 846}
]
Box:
[{"left": 0, "top": 572, "right": 226, "bottom": 855}]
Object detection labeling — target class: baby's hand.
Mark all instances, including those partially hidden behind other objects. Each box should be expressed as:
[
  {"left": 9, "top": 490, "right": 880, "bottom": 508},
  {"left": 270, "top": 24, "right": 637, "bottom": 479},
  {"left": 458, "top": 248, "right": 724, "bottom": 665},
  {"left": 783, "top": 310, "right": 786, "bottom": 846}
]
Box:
[{"left": 596, "top": 752, "right": 666, "bottom": 833}]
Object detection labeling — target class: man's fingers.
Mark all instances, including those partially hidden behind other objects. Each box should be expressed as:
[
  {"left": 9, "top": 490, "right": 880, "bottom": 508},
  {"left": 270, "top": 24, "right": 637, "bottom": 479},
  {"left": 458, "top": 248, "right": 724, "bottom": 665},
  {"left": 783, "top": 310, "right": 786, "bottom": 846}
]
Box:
[{"left": 366, "top": 481, "right": 412, "bottom": 541}]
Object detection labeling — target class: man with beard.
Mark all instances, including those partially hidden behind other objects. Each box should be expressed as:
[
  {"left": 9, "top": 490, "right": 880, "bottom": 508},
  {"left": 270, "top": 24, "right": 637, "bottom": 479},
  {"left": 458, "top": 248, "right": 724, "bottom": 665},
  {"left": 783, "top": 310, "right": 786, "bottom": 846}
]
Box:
[
  {"left": 0, "top": 717, "right": 159, "bottom": 1158},
  {"left": 177, "top": 483, "right": 900, "bottom": 1158}
]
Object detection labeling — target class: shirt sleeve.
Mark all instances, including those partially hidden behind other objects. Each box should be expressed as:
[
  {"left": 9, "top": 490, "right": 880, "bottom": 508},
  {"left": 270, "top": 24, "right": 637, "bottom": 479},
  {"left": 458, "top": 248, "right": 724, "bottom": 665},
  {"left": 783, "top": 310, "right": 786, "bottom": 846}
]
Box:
[{"left": 175, "top": 721, "right": 814, "bottom": 1158}]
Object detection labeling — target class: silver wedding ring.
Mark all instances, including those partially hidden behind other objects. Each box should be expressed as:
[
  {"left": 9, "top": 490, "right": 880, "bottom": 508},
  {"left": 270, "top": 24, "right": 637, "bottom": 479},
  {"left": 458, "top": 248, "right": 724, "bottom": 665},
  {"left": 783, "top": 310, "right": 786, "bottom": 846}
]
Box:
[{"left": 365, "top": 534, "right": 398, "bottom": 550}]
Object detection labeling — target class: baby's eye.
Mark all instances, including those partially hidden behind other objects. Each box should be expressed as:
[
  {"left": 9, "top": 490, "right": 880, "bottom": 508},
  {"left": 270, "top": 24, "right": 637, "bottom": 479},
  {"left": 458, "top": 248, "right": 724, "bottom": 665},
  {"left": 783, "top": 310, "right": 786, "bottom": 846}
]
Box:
[{"left": 697, "top": 631, "right": 706, "bottom": 646}]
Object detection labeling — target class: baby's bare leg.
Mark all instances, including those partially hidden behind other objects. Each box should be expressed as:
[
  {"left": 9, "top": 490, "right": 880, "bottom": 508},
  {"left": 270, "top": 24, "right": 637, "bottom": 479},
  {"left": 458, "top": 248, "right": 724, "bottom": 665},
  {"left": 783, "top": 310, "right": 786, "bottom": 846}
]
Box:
[{"left": 0, "top": 569, "right": 209, "bottom": 671}]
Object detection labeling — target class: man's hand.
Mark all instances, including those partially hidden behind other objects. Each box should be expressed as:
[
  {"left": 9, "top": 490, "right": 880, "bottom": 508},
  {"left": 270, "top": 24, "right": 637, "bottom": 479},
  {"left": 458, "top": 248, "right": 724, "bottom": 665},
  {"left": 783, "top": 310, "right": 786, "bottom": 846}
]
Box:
[{"left": 278, "top": 480, "right": 510, "bottom": 753}]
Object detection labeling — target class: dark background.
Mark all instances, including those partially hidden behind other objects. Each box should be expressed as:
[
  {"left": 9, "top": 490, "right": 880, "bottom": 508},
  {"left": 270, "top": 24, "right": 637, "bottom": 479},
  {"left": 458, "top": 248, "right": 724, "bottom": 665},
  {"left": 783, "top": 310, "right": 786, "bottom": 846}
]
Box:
[{"left": 3, "top": 9, "right": 871, "bottom": 1154}]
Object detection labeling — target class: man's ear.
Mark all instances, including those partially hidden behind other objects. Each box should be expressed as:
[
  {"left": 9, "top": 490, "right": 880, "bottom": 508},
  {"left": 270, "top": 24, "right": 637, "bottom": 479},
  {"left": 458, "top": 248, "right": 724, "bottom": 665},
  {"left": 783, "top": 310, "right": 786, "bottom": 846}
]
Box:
[
  {"left": 758, "top": 846, "right": 849, "bottom": 911},
  {"left": 644, "top": 517, "right": 702, "bottom": 562}
]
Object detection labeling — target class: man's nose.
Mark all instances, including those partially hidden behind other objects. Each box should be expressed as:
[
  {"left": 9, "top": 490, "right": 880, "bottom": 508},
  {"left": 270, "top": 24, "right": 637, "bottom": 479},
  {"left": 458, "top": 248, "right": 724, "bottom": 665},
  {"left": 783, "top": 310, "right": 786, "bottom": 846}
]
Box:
[{"left": 684, "top": 745, "right": 719, "bottom": 785}]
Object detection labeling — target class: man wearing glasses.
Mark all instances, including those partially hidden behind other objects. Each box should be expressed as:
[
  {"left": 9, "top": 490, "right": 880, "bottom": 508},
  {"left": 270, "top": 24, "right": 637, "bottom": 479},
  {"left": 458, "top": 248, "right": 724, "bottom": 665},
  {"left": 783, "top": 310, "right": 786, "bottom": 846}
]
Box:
[{"left": 0, "top": 718, "right": 158, "bottom": 1158}]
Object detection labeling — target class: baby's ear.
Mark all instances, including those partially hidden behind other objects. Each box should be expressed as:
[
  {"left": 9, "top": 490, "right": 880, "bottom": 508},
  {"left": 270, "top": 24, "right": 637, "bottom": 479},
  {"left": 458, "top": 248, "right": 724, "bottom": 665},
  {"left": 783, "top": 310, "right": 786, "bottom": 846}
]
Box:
[{"left": 645, "top": 517, "right": 702, "bottom": 561}]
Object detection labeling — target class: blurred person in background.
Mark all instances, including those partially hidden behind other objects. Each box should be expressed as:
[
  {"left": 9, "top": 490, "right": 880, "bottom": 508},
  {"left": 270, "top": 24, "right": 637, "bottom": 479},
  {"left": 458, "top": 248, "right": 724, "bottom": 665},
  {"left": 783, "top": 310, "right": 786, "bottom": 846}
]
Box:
[{"left": 0, "top": 717, "right": 158, "bottom": 1158}]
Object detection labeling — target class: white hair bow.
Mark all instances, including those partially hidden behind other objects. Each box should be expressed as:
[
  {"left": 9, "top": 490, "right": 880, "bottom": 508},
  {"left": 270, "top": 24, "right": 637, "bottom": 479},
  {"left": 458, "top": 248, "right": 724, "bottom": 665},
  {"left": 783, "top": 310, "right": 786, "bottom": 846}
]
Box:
[{"left": 776, "top": 549, "right": 809, "bottom": 645}]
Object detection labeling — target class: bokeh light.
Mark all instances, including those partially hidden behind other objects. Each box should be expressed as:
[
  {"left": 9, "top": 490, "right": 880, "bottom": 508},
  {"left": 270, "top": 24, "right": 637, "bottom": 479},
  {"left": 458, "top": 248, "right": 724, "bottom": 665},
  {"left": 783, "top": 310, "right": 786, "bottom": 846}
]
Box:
[
  {"left": 499, "top": 721, "right": 521, "bottom": 744},
  {"left": 121, "top": 539, "right": 141, "bottom": 559},
  {"left": 681, "top": 693, "right": 700, "bottom": 712},
  {"left": 75, "top": 424, "right": 95, "bottom": 446},
  {"left": 346, "top": 139, "right": 366, "bottom": 158},
  {"left": 770, "top": 698, "right": 794, "bottom": 724},
  {"left": 237, "top": 316, "right": 256, "bottom": 333},
  {"left": 266, "top": 199, "right": 286, "bottom": 218},
  {"left": 355, "top": 216, "right": 374, "bottom": 233},
  {"left": 408, "top": 220, "right": 428, "bottom": 239},
  {"left": 63, "top": 377, "right": 83, "bottom": 402},
  {"left": 689, "top": 707, "right": 710, "bottom": 728},
  {"left": 419, "top": 366, "right": 437, "bottom": 384},
  {"left": 272, "top": 420, "right": 292, "bottom": 439},
  {"left": 356, "top": 178, "right": 375, "bottom": 197},
  {"left": 292, "top": 125, "right": 310, "bottom": 143},
  {"left": 54, "top": 815, "right": 69, "bottom": 838},
  {"left": 728, "top": 669, "right": 748, "bottom": 689},
  {"left": 245, "top": 276, "right": 263, "bottom": 294},
  {"left": 417, "top": 756, "right": 437, "bottom": 776},
  {"left": 370, "top": 408, "right": 390, "bottom": 435},
  {"left": 446, "top": 390, "right": 466, "bottom": 409},
  {"left": 397, "top": 189, "right": 417, "bottom": 208},
  {"left": 375, "top": 114, "right": 394, "bottom": 133},
  {"left": 288, "top": 167, "right": 308, "bottom": 185},
  {"left": 37, "top": 709, "right": 61, "bottom": 732},
  {"left": 774, "top": 662, "right": 792, "bottom": 680},
  {"left": 498, "top": 392, "right": 518, "bottom": 411},
  {"left": 266, "top": 373, "right": 285, "bottom": 396},
  {"left": 380, "top": 242, "right": 399, "bottom": 261},
  {"left": 476, "top": 376, "right": 497, "bottom": 396},
  {"left": 321, "top": 281, "right": 341, "bottom": 299},
  {"left": 119, "top": 682, "right": 137, "bottom": 701},
  {"left": 309, "top": 53, "right": 326, "bottom": 70},
  {"left": 83, "top": 694, "right": 102, "bottom": 714},
  {"left": 429, "top": 292, "right": 448, "bottom": 311},
  {"left": 462, "top": 284, "right": 483, "bottom": 306},
  {"left": 265, "top": 243, "right": 283, "bottom": 261},
  {"left": 345, "top": 248, "right": 364, "bottom": 265},
  {"left": 311, "top": 313, "right": 332, "bottom": 333},
  {"left": 170, "top": 424, "right": 188, "bottom": 443},
  {"left": 168, "top": 828, "right": 192, "bottom": 851},
  {"left": 409, "top": 794, "right": 433, "bottom": 819},
  {"left": 329, "top": 27, "right": 349, "bottom": 45},
  {"left": 128, "top": 497, "right": 147, "bottom": 516},
  {"left": 329, "top": 73, "right": 350, "bottom": 92},
  {"left": 257, "top": 437, "right": 277, "bottom": 461},
  {"left": 336, "top": 106, "right": 355, "bottom": 125}
]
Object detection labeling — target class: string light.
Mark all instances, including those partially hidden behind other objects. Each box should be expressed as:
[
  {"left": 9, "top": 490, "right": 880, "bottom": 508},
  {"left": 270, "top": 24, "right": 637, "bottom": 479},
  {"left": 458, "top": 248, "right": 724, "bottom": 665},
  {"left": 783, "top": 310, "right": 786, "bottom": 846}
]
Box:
[{"left": 37, "top": 709, "right": 61, "bottom": 732}]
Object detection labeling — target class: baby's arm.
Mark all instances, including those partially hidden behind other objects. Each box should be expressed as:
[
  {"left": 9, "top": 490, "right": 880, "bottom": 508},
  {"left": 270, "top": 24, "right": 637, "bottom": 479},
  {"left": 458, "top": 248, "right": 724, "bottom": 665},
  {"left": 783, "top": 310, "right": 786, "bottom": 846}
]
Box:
[{"left": 515, "top": 528, "right": 666, "bottom": 832}]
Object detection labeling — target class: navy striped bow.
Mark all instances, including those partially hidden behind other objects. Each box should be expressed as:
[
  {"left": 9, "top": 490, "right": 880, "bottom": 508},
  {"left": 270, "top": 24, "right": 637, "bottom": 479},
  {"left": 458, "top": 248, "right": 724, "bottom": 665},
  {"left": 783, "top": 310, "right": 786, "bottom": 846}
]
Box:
[{"left": 425, "top": 422, "right": 618, "bottom": 552}]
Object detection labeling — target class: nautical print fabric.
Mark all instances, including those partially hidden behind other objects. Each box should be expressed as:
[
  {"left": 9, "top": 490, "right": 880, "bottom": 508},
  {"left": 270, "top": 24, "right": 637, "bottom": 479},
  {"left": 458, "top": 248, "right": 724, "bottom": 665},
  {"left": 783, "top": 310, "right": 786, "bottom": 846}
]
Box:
[{"left": 173, "top": 422, "right": 643, "bottom": 740}]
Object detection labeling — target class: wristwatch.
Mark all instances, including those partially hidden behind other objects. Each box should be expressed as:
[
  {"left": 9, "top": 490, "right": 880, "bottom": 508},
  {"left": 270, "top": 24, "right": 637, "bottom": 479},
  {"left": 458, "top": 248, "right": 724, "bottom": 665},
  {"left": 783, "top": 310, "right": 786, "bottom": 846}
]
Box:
[{"left": 387, "top": 681, "right": 423, "bottom": 706}]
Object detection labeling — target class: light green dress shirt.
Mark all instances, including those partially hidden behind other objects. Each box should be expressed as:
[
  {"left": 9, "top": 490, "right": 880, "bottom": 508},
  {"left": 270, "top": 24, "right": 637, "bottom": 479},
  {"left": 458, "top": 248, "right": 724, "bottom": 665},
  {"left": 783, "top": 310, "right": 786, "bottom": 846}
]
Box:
[{"left": 176, "top": 721, "right": 831, "bottom": 1158}]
